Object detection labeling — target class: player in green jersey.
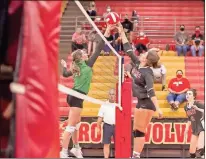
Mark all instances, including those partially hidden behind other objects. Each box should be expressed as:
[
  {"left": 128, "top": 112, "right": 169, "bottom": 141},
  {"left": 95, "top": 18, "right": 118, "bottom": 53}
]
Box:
[{"left": 60, "top": 25, "right": 113, "bottom": 158}]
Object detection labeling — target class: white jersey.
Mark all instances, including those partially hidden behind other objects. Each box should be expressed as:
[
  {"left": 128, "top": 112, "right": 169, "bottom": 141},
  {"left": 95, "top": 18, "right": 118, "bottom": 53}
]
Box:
[{"left": 150, "top": 64, "right": 166, "bottom": 82}]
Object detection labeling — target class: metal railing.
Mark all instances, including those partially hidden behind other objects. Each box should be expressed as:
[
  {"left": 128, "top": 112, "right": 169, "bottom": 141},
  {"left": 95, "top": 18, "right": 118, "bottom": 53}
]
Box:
[{"left": 75, "top": 15, "right": 204, "bottom": 38}]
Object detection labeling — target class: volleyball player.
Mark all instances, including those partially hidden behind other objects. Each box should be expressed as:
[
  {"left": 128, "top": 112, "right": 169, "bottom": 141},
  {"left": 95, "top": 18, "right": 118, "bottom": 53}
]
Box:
[
  {"left": 184, "top": 88, "right": 204, "bottom": 158},
  {"left": 60, "top": 25, "right": 113, "bottom": 158},
  {"left": 116, "top": 23, "right": 163, "bottom": 158}
]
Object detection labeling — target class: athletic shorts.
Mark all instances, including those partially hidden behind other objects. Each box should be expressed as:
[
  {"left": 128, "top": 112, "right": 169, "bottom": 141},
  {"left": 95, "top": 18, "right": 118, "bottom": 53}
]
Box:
[
  {"left": 136, "top": 98, "right": 156, "bottom": 111},
  {"left": 66, "top": 89, "right": 86, "bottom": 108},
  {"left": 102, "top": 123, "right": 115, "bottom": 144}
]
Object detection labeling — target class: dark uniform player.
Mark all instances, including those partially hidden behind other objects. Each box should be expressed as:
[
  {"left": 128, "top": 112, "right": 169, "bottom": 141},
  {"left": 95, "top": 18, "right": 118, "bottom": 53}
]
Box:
[
  {"left": 116, "top": 23, "right": 163, "bottom": 158},
  {"left": 184, "top": 89, "right": 204, "bottom": 158}
]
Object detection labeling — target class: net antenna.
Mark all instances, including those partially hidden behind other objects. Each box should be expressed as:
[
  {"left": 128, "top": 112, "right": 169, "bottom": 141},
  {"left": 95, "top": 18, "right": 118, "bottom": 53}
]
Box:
[{"left": 74, "top": 0, "right": 123, "bottom": 107}]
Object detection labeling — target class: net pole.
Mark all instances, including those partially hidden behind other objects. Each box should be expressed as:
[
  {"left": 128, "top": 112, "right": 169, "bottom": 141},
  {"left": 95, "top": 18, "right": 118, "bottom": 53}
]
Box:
[
  {"left": 115, "top": 77, "right": 132, "bottom": 158},
  {"left": 74, "top": 1, "right": 122, "bottom": 106}
]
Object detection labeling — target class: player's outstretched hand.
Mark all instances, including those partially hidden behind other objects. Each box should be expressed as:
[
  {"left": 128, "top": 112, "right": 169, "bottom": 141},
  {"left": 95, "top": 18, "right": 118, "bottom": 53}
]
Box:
[{"left": 61, "top": 59, "right": 67, "bottom": 68}]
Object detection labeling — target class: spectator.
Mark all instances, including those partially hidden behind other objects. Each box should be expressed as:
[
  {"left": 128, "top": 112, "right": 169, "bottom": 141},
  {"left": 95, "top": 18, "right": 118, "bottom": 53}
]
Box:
[
  {"left": 86, "top": 5, "right": 96, "bottom": 21},
  {"left": 133, "top": 31, "right": 150, "bottom": 55},
  {"left": 167, "top": 70, "right": 190, "bottom": 111},
  {"left": 112, "top": 29, "right": 122, "bottom": 52},
  {"left": 71, "top": 27, "right": 87, "bottom": 52},
  {"left": 87, "top": 29, "right": 98, "bottom": 56},
  {"left": 131, "top": 10, "right": 139, "bottom": 32},
  {"left": 104, "top": 34, "right": 114, "bottom": 55},
  {"left": 121, "top": 14, "right": 133, "bottom": 42},
  {"left": 190, "top": 26, "right": 204, "bottom": 57},
  {"left": 103, "top": 6, "right": 111, "bottom": 20},
  {"left": 174, "top": 25, "right": 190, "bottom": 56},
  {"left": 150, "top": 62, "right": 167, "bottom": 91},
  {"left": 97, "top": 89, "right": 116, "bottom": 158}
]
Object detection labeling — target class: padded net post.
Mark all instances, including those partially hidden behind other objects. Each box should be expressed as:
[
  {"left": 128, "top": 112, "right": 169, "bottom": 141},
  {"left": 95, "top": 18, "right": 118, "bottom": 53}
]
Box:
[{"left": 115, "top": 77, "right": 132, "bottom": 158}]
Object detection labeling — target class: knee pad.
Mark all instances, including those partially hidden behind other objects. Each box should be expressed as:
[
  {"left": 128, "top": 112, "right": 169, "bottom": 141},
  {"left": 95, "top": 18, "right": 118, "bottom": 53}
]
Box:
[
  {"left": 197, "top": 148, "right": 205, "bottom": 156},
  {"left": 65, "top": 126, "right": 76, "bottom": 134},
  {"left": 75, "top": 122, "right": 81, "bottom": 130},
  {"left": 133, "top": 130, "right": 145, "bottom": 137},
  {"left": 190, "top": 153, "right": 196, "bottom": 158}
]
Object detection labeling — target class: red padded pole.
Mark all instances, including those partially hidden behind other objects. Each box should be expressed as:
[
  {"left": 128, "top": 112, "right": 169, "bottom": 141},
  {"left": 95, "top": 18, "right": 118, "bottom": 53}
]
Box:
[
  {"left": 15, "top": 1, "right": 61, "bottom": 158},
  {"left": 115, "top": 78, "right": 132, "bottom": 158}
]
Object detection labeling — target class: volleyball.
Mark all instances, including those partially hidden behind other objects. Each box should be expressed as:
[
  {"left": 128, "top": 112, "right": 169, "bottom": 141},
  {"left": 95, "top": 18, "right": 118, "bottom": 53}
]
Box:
[{"left": 105, "top": 12, "right": 120, "bottom": 25}]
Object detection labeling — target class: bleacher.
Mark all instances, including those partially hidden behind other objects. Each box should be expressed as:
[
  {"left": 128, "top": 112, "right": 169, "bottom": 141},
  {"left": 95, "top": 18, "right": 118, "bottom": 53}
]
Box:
[{"left": 59, "top": 0, "right": 204, "bottom": 119}]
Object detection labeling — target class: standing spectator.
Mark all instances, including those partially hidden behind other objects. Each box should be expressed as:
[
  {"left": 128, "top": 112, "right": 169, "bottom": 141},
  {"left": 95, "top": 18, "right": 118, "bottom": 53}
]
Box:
[
  {"left": 150, "top": 63, "right": 167, "bottom": 91},
  {"left": 104, "top": 34, "right": 114, "bottom": 55},
  {"left": 167, "top": 70, "right": 190, "bottom": 111},
  {"left": 112, "top": 29, "right": 121, "bottom": 52},
  {"left": 71, "top": 27, "right": 87, "bottom": 52},
  {"left": 174, "top": 25, "right": 190, "bottom": 56},
  {"left": 121, "top": 14, "right": 133, "bottom": 42},
  {"left": 131, "top": 10, "right": 139, "bottom": 32},
  {"left": 133, "top": 31, "right": 150, "bottom": 55},
  {"left": 190, "top": 26, "right": 204, "bottom": 57},
  {"left": 97, "top": 89, "right": 116, "bottom": 158},
  {"left": 86, "top": 5, "right": 96, "bottom": 21},
  {"left": 103, "top": 6, "right": 111, "bottom": 20}
]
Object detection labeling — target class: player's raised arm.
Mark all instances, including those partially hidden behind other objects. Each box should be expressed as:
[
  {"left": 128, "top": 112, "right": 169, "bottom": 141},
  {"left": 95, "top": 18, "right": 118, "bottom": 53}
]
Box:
[
  {"left": 116, "top": 22, "right": 139, "bottom": 66},
  {"left": 86, "top": 25, "right": 113, "bottom": 68}
]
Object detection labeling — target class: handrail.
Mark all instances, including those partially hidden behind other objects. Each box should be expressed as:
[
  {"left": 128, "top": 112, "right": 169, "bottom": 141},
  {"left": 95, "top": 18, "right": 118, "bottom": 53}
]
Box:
[{"left": 75, "top": 15, "right": 204, "bottom": 38}]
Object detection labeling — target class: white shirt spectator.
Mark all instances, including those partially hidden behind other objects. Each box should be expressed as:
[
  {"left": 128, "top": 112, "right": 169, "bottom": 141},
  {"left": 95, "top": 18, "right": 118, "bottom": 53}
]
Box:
[
  {"left": 98, "top": 101, "right": 116, "bottom": 125},
  {"left": 150, "top": 64, "right": 166, "bottom": 82}
]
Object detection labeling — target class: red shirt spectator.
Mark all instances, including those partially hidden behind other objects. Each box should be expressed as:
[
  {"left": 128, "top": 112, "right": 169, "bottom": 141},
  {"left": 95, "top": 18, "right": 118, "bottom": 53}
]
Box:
[
  {"left": 133, "top": 35, "right": 149, "bottom": 46},
  {"left": 167, "top": 70, "right": 190, "bottom": 111},
  {"left": 168, "top": 73, "right": 190, "bottom": 93}
]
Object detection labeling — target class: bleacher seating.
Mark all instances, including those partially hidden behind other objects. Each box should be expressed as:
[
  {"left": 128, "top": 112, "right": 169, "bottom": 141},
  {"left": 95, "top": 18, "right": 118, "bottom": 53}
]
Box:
[
  {"left": 59, "top": 1, "right": 204, "bottom": 119},
  {"left": 95, "top": 0, "right": 204, "bottom": 47},
  {"left": 59, "top": 50, "right": 204, "bottom": 118}
]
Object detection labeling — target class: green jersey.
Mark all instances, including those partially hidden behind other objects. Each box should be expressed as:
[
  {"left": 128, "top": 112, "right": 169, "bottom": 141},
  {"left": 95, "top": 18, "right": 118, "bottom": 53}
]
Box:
[
  {"left": 73, "top": 61, "right": 92, "bottom": 94},
  {"left": 62, "top": 39, "right": 105, "bottom": 94}
]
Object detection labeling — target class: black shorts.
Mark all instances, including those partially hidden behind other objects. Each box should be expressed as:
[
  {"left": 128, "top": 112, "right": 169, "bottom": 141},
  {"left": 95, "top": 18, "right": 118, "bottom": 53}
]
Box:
[
  {"left": 66, "top": 89, "right": 86, "bottom": 108},
  {"left": 102, "top": 123, "right": 115, "bottom": 144},
  {"left": 136, "top": 98, "right": 156, "bottom": 111}
]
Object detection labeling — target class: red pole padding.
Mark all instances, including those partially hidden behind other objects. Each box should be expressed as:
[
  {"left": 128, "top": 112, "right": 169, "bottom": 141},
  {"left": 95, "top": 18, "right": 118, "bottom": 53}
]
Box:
[
  {"left": 115, "top": 78, "right": 132, "bottom": 158},
  {"left": 15, "top": 1, "right": 61, "bottom": 158}
]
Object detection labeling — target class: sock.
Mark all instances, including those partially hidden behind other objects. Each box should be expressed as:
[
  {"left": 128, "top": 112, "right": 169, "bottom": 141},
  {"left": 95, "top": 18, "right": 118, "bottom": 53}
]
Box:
[
  {"left": 133, "top": 151, "right": 140, "bottom": 158},
  {"left": 73, "top": 143, "right": 80, "bottom": 148},
  {"left": 62, "top": 148, "right": 68, "bottom": 154}
]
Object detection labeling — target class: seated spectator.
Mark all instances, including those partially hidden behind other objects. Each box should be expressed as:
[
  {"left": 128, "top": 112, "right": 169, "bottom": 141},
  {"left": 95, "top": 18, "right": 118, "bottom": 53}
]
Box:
[
  {"left": 167, "top": 70, "right": 190, "bottom": 111},
  {"left": 103, "top": 6, "right": 111, "bottom": 20},
  {"left": 131, "top": 10, "right": 139, "bottom": 32},
  {"left": 190, "top": 26, "right": 204, "bottom": 57},
  {"left": 121, "top": 14, "right": 133, "bottom": 42},
  {"left": 87, "top": 29, "right": 98, "bottom": 56},
  {"left": 71, "top": 27, "right": 87, "bottom": 52},
  {"left": 133, "top": 31, "right": 150, "bottom": 55},
  {"left": 174, "top": 25, "right": 189, "bottom": 56},
  {"left": 150, "top": 62, "right": 167, "bottom": 91},
  {"left": 86, "top": 5, "right": 96, "bottom": 21}
]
